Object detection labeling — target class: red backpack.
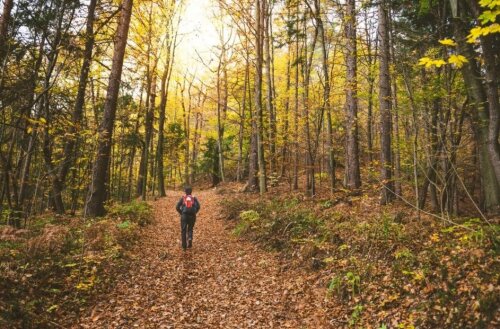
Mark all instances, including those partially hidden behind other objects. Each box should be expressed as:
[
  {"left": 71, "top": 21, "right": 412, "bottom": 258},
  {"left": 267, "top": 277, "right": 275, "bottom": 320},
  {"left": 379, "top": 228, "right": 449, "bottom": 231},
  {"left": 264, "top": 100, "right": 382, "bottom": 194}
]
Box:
[{"left": 182, "top": 195, "right": 196, "bottom": 215}]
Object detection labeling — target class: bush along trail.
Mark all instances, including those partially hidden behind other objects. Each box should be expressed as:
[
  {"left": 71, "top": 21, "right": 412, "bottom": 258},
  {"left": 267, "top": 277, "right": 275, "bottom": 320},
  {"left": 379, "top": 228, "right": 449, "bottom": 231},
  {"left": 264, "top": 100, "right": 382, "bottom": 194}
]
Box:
[
  {"left": 220, "top": 186, "right": 499, "bottom": 328},
  {"left": 0, "top": 200, "right": 154, "bottom": 328},
  {"left": 77, "top": 189, "right": 330, "bottom": 328}
]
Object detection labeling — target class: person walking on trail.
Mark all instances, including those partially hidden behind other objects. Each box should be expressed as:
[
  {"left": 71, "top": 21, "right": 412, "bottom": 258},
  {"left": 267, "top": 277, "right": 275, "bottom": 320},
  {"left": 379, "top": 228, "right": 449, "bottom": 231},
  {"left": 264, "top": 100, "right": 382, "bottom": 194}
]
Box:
[{"left": 176, "top": 186, "right": 200, "bottom": 250}]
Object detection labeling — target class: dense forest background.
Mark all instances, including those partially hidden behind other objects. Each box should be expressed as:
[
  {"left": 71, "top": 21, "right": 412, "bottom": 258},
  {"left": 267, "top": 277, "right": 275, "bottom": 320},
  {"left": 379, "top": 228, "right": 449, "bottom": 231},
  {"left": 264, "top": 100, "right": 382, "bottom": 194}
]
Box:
[{"left": 0, "top": 0, "right": 498, "bottom": 223}]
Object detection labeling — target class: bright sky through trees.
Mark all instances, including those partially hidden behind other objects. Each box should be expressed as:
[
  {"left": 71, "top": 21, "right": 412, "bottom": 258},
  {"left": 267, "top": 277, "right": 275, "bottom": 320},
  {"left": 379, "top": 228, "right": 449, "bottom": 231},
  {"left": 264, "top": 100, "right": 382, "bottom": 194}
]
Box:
[{"left": 176, "top": 0, "right": 219, "bottom": 75}]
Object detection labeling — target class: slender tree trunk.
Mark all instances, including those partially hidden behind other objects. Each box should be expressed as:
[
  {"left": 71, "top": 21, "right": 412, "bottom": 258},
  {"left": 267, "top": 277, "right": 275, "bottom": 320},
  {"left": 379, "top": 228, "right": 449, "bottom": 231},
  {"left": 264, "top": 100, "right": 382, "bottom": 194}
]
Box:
[
  {"left": 215, "top": 51, "right": 227, "bottom": 183},
  {"left": 378, "top": 0, "right": 394, "bottom": 204},
  {"left": 86, "top": 0, "right": 133, "bottom": 217},
  {"left": 245, "top": 98, "right": 258, "bottom": 191},
  {"left": 237, "top": 52, "right": 249, "bottom": 182},
  {"left": 41, "top": 2, "right": 70, "bottom": 214},
  {"left": 292, "top": 0, "right": 299, "bottom": 190},
  {"left": 255, "top": 0, "right": 266, "bottom": 194},
  {"left": 59, "top": 0, "right": 97, "bottom": 185},
  {"left": 280, "top": 27, "right": 291, "bottom": 178},
  {"left": 0, "top": 0, "right": 13, "bottom": 59},
  {"left": 344, "top": 0, "right": 361, "bottom": 189},
  {"left": 302, "top": 3, "right": 319, "bottom": 196},
  {"left": 264, "top": 0, "right": 276, "bottom": 176},
  {"left": 142, "top": 76, "right": 156, "bottom": 200},
  {"left": 157, "top": 69, "right": 169, "bottom": 196},
  {"left": 392, "top": 71, "right": 402, "bottom": 196},
  {"left": 315, "top": 0, "right": 335, "bottom": 191},
  {"left": 364, "top": 9, "right": 377, "bottom": 164},
  {"left": 402, "top": 68, "right": 421, "bottom": 217}
]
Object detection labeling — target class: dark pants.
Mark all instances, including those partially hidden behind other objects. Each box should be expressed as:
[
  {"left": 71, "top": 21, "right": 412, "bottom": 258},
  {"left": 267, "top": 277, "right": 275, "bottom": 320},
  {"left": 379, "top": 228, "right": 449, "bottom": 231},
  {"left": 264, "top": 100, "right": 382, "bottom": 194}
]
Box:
[{"left": 180, "top": 215, "right": 196, "bottom": 249}]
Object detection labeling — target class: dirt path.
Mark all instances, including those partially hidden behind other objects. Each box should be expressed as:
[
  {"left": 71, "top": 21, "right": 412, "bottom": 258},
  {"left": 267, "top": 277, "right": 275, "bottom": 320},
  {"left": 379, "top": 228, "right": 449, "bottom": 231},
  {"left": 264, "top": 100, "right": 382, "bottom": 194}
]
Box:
[{"left": 77, "top": 190, "right": 330, "bottom": 328}]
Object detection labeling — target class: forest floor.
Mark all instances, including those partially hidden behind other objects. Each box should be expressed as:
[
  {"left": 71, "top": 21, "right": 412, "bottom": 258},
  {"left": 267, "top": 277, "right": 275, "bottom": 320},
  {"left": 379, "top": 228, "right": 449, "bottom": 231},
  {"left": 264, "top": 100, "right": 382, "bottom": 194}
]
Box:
[
  {"left": 76, "top": 189, "right": 331, "bottom": 328},
  {"left": 74, "top": 183, "right": 499, "bottom": 328}
]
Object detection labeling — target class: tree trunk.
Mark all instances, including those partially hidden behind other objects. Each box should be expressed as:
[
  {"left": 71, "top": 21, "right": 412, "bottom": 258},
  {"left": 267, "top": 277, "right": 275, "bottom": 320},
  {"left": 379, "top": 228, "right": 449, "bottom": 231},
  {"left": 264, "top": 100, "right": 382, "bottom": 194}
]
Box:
[
  {"left": 59, "top": 0, "right": 97, "bottom": 185},
  {"left": 344, "top": 0, "right": 361, "bottom": 189},
  {"left": 237, "top": 52, "right": 249, "bottom": 182},
  {"left": 255, "top": 0, "right": 266, "bottom": 194},
  {"left": 378, "top": 0, "right": 394, "bottom": 204},
  {"left": 264, "top": 0, "right": 276, "bottom": 176},
  {"left": 0, "top": 0, "right": 13, "bottom": 59},
  {"left": 142, "top": 76, "right": 156, "bottom": 200},
  {"left": 292, "top": 0, "right": 300, "bottom": 190},
  {"left": 466, "top": 0, "right": 500, "bottom": 187},
  {"left": 157, "top": 68, "right": 170, "bottom": 197},
  {"left": 280, "top": 22, "right": 291, "bottom": 178},
  {"left": 315, "top": 0, "right": 335, "bottom": 191},
  {"left": 453, "top": 17, "right": 500, "bottom": 212},
  {"left": 86, "top": 0, "right": 133, "bottom": 217},
  {"left": 40, "top": 1, "right": 70, "bottom": 214}
]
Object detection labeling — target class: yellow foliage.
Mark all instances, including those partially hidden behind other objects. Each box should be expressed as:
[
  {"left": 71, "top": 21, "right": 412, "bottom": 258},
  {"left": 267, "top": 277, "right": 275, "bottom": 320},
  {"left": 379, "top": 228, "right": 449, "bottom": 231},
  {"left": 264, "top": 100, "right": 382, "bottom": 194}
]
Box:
[
  {"left": 448, "top": 54, "right": 468, "bottom": 68},
  {"left": 430, "top": 233, "right": 440, "bottom": 242},
  {"left": 418, "top": 57, "right": 446, "bottom": 69},
  {"left": 433, "top": 59, "right": 447, "bottom": 68},
  {"left": 479, "top": 0, "right": 500, "bottom": 10},
  {"left": 467, "top": 23, "right": 500, "bottom": 43},
  {"left": 438, "top": 38, "right": 457, "bottom": 46}
]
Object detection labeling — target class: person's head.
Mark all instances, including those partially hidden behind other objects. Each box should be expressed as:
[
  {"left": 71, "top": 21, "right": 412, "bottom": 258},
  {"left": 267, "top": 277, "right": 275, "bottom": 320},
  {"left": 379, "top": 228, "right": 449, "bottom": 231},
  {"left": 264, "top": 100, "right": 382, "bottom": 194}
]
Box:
[{"left": 184, "top": 186, "right": 192, "bottom": 195}]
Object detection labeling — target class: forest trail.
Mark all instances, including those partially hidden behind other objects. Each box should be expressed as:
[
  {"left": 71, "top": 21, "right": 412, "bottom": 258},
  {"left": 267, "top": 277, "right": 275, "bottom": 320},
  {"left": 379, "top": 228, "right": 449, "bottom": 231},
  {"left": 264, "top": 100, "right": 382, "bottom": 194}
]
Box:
[{"left": 77, "top": 190, "right": 330, "bottom": 328}]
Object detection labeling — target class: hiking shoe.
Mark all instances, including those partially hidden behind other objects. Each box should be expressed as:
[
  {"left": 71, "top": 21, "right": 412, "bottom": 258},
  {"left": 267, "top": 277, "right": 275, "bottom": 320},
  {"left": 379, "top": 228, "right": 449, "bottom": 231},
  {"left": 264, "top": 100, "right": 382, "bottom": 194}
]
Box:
[{"left": 187, "top": 240, "right": 192, "bottom": 248}]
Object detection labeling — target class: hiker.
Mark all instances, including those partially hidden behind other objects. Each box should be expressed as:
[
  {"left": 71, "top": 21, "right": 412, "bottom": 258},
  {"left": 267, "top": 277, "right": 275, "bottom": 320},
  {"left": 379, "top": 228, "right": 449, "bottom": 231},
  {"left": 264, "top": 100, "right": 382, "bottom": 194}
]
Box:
[{"left": 175, "top": 186, "right": 201, "bottom": 250}]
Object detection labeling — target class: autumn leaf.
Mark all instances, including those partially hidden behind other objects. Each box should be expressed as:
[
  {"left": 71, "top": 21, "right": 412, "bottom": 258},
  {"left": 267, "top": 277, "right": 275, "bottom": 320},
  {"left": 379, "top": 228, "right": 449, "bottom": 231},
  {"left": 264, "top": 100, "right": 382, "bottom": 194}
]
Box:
[
  {"left": 448, "top": 54, "right": 468, "bottom": 68},
  {"left": 467, "top": 23, "right": 500, "bottom": 43},
  {"left": 430, "top": 233, "right": 440, "bottom": 242},
  {"left": 433, "top": 59, "right": 447, "bottom": 68},
  {"left": 479, "top": 0, "right": 500, "bottom": 10},
  {"left": 478, "top": 10, "right": 500, "bottom": 24},
  {"left": 418, "top": 57, "right": 446, "bottom": 69},
  {"left": 438, "top": 38, "right": 457, "bottom": 46},
  {"left": 417, "top": 57, "right": 433, "bottom": 68}
]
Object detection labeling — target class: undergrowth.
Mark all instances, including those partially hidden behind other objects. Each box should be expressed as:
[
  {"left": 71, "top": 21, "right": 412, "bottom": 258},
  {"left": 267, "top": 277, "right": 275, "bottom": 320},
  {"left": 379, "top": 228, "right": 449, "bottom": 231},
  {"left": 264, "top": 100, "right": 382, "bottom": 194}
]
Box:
[
  {"left": 223, "top": 193, "right": 499, "bottom": 328},
  {"left": 0, "top": 200, "right": 152, "bottom": 328}
]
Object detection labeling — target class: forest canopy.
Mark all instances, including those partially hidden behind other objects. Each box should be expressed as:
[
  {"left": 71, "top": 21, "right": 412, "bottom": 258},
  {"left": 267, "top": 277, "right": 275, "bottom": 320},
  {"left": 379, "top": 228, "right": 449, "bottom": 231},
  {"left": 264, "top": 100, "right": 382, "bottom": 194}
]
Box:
[{"left": 0, "top": 0, "right": 498, "bottom": 223}]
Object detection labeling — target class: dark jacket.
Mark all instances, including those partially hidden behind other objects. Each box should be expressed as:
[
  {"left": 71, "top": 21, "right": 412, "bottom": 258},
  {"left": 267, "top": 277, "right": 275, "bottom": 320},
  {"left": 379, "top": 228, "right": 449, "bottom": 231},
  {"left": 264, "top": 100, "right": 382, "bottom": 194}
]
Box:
[{"left": 176, "top": 195, "right": 200, "bottom": 217}]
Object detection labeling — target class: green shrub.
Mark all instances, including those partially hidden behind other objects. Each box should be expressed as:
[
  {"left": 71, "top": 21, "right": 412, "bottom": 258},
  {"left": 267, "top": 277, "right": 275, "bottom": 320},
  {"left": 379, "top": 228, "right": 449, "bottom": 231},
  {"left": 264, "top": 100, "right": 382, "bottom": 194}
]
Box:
[
  {"left": 222, "top": 197, "right": 252, "bottom": 220},
  {"left": 231, "top": 197, "right": 330, "bottom": 251},
  {"left": 110, "top": 200, "right": 153, "bottom": 226},
  {"left": 233, "top": 210, "right": 260, "bottom": 236}
]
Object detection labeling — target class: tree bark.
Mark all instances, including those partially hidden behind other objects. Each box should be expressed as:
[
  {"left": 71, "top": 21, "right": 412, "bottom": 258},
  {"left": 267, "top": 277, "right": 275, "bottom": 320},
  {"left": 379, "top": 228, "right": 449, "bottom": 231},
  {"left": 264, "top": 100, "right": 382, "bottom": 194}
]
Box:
[
  {"left": 255, "top": 0, "right": 266, "bottom": 194},
  {"left": 378, "top": 0, "right": 394, "bottom": 204},
  {"left": 141, "top": 76, "right": 156, "bottom": 200},
  {"left": 314, "top": 0, "right": 335, "bottom": 191},
  {"left": 86, "top": 0, "right": 133, "bottom": 217},
  {"left": 157, "top": 66, "right": 170, "bottom": 197},
  {"left": 59, "top": 0, "right": 97, "bottom": 185},
  {"left": 344, "top": 0, "right": 361, "bottom": 189},
  {"left": 264, "top": 0, "right": 276, "bottom": 176},
  {"left": 466, "top": 0, "right": 500, "bottom": 187},
  {"left": 0, "top": 0, "right": 13, "bottom": 58},
  {"left": 292, "top": 0, "right": 300, "bottom": 190},
  {"left": 453, "top": 17, "right": 500, "bottom": 212}
]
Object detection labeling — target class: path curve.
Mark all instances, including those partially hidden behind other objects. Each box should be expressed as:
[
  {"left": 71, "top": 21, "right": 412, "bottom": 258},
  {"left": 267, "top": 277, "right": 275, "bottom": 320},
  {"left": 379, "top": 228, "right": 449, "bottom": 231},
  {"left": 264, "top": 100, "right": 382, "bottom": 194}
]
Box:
[{"left": 77, "top": 190, "right": 330, "bottom": 328}]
